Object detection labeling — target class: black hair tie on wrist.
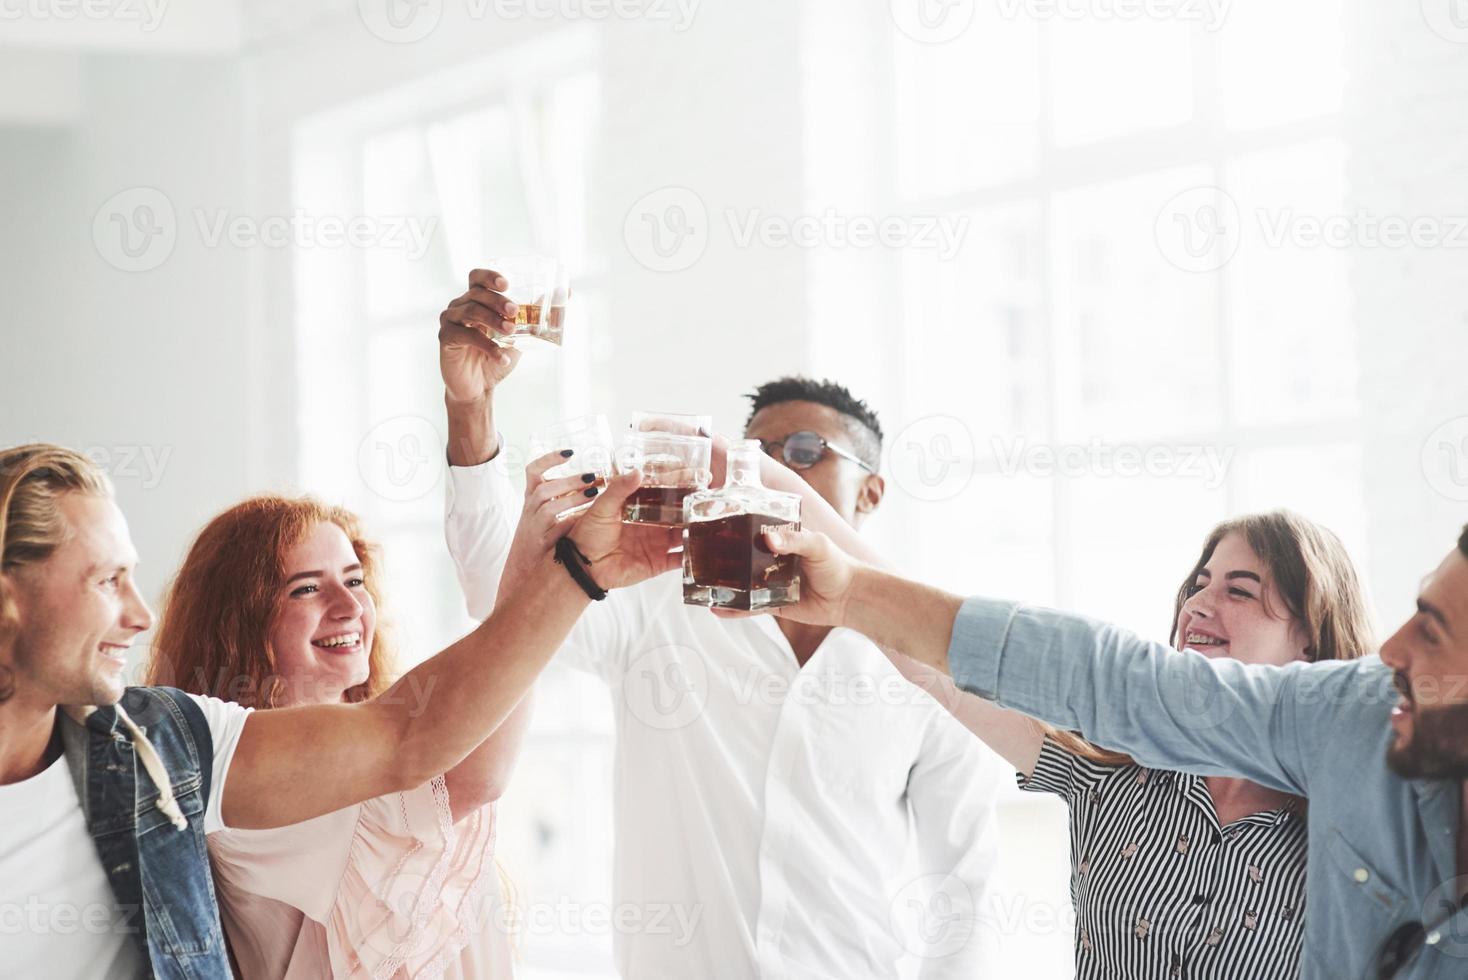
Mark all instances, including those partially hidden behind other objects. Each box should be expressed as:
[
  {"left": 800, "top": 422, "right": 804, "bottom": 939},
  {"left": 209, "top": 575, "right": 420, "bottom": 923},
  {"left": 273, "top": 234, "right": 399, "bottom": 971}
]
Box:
[{"left": 554, "top": 536, "right": 609, "bottom": 601}]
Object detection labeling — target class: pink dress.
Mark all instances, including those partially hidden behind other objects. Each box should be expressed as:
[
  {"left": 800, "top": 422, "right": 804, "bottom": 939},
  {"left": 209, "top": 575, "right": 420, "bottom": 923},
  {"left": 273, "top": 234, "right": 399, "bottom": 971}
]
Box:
[{"left": 207, "top": 775, "right": 514, "bottom": 979}]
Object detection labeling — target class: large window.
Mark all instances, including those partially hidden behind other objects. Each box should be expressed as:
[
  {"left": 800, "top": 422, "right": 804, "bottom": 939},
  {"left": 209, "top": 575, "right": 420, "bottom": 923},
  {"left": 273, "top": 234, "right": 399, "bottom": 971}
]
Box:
[
  {"left": 293, "top": 34, "right": 618, "bottom": 977},
  {"left": 889, "top": 6, "right": 1361, "bottom": 975}
]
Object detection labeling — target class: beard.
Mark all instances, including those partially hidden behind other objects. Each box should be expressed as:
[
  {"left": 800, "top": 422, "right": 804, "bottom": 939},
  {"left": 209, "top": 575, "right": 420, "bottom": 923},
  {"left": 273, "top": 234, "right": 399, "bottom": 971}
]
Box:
[{"left": 1387, "top": 700, "right": 1468, "bottom": 779}]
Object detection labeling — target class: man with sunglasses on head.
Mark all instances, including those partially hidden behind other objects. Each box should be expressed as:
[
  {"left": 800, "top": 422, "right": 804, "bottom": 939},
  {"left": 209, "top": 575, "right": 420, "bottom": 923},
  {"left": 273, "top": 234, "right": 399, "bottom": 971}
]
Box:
[{"left": 435, "top": 270, "right": 1001, "bottom": 979}]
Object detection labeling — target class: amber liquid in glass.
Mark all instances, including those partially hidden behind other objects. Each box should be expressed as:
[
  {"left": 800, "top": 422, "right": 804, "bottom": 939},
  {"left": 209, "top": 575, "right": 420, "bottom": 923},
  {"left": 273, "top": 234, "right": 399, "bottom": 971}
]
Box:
[
  {"left": 683, "top": 513, "right": 801, "bottom": 611},
  {"left": 623, "top": 485, "right": 696, "bottom": 526},
  {"left": 511, "top": 303, "right": 565, "bottom": 344}
]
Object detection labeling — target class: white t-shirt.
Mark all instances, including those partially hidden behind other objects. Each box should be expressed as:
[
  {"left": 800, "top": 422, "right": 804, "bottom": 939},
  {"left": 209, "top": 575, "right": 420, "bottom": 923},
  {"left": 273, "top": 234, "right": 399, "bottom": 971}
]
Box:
[{"left": 0, "top": 694, "right": 251, "bottom": 980}]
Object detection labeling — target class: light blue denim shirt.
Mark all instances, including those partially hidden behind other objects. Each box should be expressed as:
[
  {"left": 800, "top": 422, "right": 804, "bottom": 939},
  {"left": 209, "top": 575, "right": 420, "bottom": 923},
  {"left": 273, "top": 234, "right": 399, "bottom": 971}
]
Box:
[{"left": 947, "top": 597, "right": 1467, "bottom": 980}]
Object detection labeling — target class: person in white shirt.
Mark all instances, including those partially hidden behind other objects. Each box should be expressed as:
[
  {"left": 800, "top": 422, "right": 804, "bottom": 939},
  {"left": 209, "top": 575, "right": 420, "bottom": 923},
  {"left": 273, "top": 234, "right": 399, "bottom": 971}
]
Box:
[
  {"left": 0, "top": 439, "right": 675, "bottom": 980},
  {"left": 436, "top": 269, "right": 1003, "bottom": 979}
]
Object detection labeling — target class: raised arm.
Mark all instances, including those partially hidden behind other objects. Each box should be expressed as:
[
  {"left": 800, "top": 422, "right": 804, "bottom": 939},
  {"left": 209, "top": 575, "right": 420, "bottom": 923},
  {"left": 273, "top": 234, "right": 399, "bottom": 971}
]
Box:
[
  {"left": 889, "top": 653, "right": 1048, "bottom": 777},
  {"left": 221, "top": 470, "right": 680, "bottom": 829},
  {"left": 766, "top": 529, "right": 1392, "bottom": 797},
  {"left": 437, "top": 267, "right": 530, "bottom": 820}
]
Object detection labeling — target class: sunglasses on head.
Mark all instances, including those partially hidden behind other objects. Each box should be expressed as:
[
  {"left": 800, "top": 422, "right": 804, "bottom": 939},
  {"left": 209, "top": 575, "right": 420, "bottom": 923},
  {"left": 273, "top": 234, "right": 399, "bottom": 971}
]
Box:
[{"left": 761, "top": 431, "right": 875, "bottom": 474}]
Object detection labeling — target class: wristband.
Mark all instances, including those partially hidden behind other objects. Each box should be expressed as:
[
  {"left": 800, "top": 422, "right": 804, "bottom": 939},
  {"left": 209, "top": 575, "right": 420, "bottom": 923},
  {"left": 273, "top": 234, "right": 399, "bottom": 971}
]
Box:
[{"left": 554, "top": 536, "right": 609, "bottom": 601}]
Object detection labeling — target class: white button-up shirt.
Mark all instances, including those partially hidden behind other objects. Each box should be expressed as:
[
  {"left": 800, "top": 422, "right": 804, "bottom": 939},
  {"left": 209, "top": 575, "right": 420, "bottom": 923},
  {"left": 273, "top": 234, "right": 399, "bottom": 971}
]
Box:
[{"left": 446, "top": 461, "right": 1001, "bottom": 979}]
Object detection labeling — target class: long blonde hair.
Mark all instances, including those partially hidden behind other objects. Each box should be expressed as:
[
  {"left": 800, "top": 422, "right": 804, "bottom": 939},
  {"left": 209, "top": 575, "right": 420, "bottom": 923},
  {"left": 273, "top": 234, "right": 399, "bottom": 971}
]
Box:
[
  {"left": 1050, "top": 510, "right": 1375, "bottom": 767},
  {"left": 0, "top": 444, "right": 114, "bottom": 703}
]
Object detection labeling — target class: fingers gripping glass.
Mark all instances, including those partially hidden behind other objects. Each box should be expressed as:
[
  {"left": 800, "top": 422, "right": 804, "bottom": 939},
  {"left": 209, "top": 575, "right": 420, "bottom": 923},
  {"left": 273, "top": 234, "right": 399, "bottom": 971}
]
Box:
[{"left": 763, "top": 431, "right": 875, "bottom": 473}]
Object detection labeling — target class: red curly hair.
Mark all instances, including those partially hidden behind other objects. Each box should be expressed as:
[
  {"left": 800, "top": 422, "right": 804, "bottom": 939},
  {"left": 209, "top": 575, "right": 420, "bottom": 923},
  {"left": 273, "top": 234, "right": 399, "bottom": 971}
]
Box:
[{"left": 146, "top": 496, "right": 396, "bottom": 708}]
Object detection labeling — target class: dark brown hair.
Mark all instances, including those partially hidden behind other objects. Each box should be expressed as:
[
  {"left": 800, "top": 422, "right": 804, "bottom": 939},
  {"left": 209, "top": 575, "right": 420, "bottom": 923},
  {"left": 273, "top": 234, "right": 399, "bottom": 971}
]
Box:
[{"left": 1052, "top": 510, "right": 1375, "bottom": 767}]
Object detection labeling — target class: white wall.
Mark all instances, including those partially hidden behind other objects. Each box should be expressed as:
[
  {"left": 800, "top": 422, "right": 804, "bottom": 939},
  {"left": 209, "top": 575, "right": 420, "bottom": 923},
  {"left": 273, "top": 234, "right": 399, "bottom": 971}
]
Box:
[
  {"left": 1350, "top": 1, "right": 1468, "bottom": 627},
  {"left": 0, "top": 53, "right": 261, "bottom": 618}
]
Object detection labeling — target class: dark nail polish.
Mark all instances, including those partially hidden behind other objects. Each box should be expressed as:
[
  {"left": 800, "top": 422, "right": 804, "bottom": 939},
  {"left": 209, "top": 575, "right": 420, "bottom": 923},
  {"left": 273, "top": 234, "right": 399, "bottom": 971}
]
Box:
[
  {"left": 560, "top": 449, "right": 575, "bottom": 458},
  {"left": 584, "top": 487, "right": 599, "bottom": 498},
  {"left": 582, "top": 473, "right": 596, "bottom": 484}
]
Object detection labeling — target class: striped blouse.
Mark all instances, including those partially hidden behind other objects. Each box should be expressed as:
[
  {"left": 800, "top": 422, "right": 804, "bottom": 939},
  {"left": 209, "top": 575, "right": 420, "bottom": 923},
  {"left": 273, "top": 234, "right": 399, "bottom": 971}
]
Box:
[{"left": 1020, "top": 736, "right": 1307, "bottom": 980}]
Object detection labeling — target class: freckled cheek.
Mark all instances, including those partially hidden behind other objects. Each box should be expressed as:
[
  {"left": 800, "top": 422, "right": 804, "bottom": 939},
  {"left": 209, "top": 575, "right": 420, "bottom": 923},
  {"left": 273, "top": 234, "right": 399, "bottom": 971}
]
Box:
[{"left": 268, "top": 610, "right": 320, "bottom": 671}]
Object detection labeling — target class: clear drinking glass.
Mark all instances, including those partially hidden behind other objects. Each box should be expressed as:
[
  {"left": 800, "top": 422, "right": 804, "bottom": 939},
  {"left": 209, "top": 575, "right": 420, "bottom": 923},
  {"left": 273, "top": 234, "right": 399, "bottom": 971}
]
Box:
[
  {"left": 529, "top": 414, "right": 615, "bottom": 521},
  {"left": 682, "top": 439, "right": 802, "bottom": 611},
  {"left": 617, "top": 411, "right": 713, "bottom": 527},
  {"left": 489, "top": 255, "right": 570, "bottom": 346}
]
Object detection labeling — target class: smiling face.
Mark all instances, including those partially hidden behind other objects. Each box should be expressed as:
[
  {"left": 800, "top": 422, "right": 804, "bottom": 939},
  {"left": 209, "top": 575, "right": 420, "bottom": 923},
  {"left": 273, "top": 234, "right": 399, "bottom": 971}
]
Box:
[
  {"left": 2, "top": 493, "right": 153, "bottom": 707},
  {"left": 1173, "top": 532, "right": 1310, "bottom": 667},
  {"left": 266, "top": 521, "right": 374, "bottom": 707},
  {"left": 744, "top": 400, "right": 884, "bottom": 528},
  {"left": 1381, "top": 548, "right": 1468, "bottom": 779}
]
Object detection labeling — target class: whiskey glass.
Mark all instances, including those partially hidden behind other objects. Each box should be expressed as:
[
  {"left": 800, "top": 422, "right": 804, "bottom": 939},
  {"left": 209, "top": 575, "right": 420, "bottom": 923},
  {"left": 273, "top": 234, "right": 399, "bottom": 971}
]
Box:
[{"left": 488, "top": 255, "right": 570, "bottom": 346}]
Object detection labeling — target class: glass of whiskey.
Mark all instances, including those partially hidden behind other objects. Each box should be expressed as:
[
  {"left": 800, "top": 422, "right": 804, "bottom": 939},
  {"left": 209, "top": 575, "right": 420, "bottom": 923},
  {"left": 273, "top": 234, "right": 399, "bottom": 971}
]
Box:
[
  {"left": 682, "top": 439, "right": 801, "bottom": 611},
  {"left": 529, "top": 414, "right": 615, "bottom": 521},
  {"left": 488, "top": 255, "right": 570, "bottom": 347},
  {"left": 617, "top": 412, "right": 712, "bottom": 527}
]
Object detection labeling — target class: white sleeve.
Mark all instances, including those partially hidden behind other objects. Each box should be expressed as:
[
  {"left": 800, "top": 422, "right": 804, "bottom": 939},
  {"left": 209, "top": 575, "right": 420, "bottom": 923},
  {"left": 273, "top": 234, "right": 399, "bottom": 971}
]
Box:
[
  {"left": 444, "top": 453, "right": 654, "bottom": 683},
  {"left": 187, "top": 693, "right": 253, "bottom": 835},
  {"left": 444, "top": 456, "right": 520, "bottom": 620},
  {"left": 906, "top": 708, "right": 1004, "bottom": 979}
]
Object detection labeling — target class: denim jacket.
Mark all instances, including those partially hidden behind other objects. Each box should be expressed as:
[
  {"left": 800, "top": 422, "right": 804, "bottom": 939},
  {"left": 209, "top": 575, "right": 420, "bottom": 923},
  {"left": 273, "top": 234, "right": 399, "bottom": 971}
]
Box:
[
  {"left": 58, "top": 686, "right": 231, "bottom": 979},
  {"left": 947, "top": 597, "right": 1467, "bottom": 980}
]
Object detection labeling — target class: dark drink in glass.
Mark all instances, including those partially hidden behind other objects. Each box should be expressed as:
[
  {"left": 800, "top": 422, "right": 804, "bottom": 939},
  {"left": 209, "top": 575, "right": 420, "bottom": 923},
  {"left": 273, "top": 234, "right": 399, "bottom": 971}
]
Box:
[
  {"left": 623, "top": 485, "right": 696, "bottom": 527},
  {"left": 683, "top": 440, "right": 802, "bottom": 611},
  {"left": 619, "top": 412, "right": 713, "bottom": 527}
]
